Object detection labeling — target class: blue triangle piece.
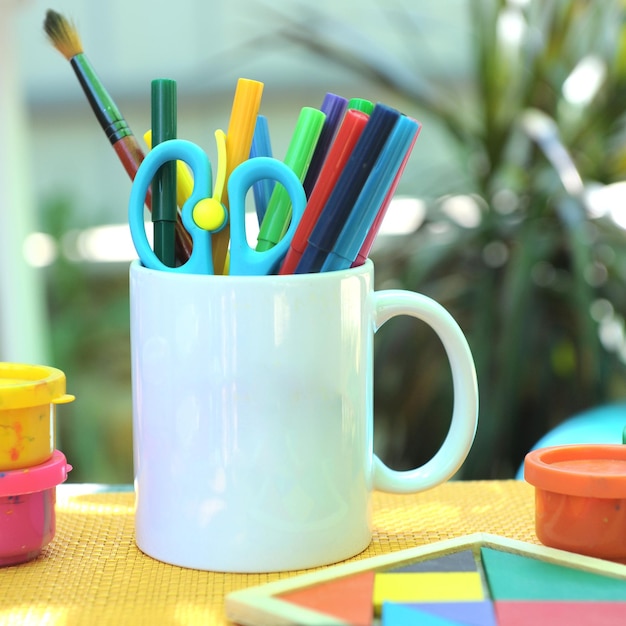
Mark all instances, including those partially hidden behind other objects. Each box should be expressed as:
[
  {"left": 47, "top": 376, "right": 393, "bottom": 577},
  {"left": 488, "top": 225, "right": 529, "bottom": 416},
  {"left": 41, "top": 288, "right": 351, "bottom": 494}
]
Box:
[
  {"left": 382, "top": 603, "right": 469, "bottom": 626},
  {"left": 405, "top": 601, "right": 497, "bottom": 626}
]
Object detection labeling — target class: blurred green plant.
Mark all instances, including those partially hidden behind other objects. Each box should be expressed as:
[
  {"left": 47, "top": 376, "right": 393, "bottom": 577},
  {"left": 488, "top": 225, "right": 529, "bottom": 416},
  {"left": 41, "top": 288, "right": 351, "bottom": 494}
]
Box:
[
  {"left": 271, "top": 0, "right": 626, "bottom": 477},
  {"left": 41, "top": 195, "right": 133, "bottom": 483}
]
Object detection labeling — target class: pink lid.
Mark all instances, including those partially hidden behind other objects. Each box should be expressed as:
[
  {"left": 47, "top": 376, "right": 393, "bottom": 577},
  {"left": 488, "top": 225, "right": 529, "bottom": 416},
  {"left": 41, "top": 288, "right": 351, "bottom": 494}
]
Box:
[{"left": 0, "top": 450, "right": 72, "bottom": 497}]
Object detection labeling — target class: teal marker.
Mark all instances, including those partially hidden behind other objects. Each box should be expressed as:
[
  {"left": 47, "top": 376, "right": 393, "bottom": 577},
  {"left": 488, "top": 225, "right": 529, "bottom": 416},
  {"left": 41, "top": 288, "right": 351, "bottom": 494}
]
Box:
[{"left": 255, "top": 107, "right": 325, "bottom": 252}]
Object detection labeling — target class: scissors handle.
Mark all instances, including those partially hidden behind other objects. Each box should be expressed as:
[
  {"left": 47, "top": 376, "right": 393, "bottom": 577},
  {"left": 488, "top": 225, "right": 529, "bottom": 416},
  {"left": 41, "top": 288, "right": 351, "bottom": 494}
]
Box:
[
  {"left": 228, "top": 157, "right": 306, "bottom": 275},
  {"left": 129, "top": 139, "right": 224, "bottom": 274}
]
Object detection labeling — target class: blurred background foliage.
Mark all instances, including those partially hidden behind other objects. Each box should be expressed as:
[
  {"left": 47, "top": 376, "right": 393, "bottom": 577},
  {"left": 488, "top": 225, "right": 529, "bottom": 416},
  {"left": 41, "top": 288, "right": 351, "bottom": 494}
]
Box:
[
  {"left": 42, "top": 197, "right": 133, "bottom": 483},
  {"left": 271, "top": 0, "right": 626, "bottom": 478},
  {"left": 43, "top": 0, "right": 626, "bottom": 481}
]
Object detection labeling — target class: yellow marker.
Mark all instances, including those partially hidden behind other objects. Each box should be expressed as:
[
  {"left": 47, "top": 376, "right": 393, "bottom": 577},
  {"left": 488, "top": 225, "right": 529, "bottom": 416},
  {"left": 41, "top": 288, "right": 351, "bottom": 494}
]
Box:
[{"left": 212, "top": 78, "right": 264, "bottom": 274}]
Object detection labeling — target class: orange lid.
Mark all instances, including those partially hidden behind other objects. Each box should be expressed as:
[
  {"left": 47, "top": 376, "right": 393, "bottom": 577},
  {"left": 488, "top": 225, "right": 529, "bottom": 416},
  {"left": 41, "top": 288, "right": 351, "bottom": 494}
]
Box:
[{"left": 524, "top": 444, "right": 626, "bottom": 499}]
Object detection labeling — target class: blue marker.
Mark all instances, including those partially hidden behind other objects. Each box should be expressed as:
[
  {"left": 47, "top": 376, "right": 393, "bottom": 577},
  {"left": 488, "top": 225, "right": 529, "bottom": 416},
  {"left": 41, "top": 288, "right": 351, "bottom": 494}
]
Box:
[
  {"left": 321, "top": 115, "right": 421, "bottom": 272},
  {"left": 294, "top": 103, "right": 401, "bottom": 274},
  {"left": 303, "top": 92, "right": 348, "bottom": 197},
  {"left": 249, "top": 114, "right": 274, "bottom": 224}
]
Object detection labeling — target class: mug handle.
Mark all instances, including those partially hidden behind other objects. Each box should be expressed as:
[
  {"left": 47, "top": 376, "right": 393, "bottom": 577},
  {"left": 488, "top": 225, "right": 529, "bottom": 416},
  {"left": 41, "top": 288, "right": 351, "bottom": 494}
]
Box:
[{"left": 371, "top": 289, "right": 479, "bottom": 493}]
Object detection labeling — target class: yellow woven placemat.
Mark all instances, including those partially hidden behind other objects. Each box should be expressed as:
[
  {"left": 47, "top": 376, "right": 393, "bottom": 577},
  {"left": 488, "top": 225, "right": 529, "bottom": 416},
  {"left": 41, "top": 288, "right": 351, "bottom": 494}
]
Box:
[{"left": 0, "top": 481, "right": 537, "bottom": 626}]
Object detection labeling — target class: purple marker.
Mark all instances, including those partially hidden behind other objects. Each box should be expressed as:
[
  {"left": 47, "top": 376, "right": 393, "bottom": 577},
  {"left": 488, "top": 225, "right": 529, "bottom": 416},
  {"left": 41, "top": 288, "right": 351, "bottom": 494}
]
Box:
[{"left": 302, "top": 93, "right": 348, "bottom": 197}]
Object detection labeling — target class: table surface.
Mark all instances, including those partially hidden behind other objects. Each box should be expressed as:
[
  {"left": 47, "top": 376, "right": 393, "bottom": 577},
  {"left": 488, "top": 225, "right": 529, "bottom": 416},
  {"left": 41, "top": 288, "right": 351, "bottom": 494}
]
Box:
[{"left": 0, "top": 480, "right": 538, "bottom": 626}]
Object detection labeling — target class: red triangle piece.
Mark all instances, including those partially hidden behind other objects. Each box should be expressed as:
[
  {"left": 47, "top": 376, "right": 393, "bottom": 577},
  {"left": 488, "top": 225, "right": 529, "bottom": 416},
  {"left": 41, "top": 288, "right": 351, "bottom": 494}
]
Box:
[{"left": 278, "top": 570, "right": 375, "bottom": 626}]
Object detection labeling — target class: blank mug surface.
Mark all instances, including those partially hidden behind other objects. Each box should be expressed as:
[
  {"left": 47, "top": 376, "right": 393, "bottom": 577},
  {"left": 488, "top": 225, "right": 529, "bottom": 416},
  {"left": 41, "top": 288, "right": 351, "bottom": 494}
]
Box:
[{"left": 129, "top": 259, "right": 478, "bottom": 572}]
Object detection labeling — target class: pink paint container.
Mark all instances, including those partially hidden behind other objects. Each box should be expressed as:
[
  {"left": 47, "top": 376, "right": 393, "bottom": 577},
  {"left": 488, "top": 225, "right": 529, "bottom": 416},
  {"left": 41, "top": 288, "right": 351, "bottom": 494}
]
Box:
[{"left": 0, "top": 450, "right": 72, "bottom": 567}]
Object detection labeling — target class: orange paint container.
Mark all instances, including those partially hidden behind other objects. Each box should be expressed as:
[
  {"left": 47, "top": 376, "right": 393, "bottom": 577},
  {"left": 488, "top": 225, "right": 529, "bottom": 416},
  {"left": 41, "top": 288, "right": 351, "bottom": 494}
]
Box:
[
  {"left": 524, "top": 444, "right": 626, "bottom": 563},
  {"left": 0, "top": 363, "right": 74, "bottom": 471}
]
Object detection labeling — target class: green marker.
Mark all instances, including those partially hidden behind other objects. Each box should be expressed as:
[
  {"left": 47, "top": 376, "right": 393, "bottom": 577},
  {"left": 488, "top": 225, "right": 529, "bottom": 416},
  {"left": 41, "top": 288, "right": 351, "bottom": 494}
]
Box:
[
  {"left": 347, "top": 97, "right": 374, "bottom": 115},
  {"left": 256, "top": 107, "right": 325, "bottom": 251},
  {"left": 151, "top": 78, "right": 177, "bottom": 267}
]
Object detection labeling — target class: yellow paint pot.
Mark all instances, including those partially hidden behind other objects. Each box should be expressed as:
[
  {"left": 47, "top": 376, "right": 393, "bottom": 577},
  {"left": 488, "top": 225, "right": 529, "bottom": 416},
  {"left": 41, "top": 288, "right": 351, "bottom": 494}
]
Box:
[{"left": 0, "top": 363, "right": 74, "bottom": 471}]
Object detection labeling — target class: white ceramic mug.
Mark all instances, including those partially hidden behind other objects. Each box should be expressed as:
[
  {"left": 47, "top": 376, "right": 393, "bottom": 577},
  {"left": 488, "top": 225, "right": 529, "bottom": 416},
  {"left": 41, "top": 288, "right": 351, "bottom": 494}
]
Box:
[{"left": 129, "top": 259, "right": 478, "bottom": 572}]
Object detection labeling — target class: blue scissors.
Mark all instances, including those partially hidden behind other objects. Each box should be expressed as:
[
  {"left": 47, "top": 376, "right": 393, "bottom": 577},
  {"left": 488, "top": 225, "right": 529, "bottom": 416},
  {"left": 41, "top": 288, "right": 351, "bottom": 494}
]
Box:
[{"left": 128, "top": 138, "right": 307, "bottom": 275}]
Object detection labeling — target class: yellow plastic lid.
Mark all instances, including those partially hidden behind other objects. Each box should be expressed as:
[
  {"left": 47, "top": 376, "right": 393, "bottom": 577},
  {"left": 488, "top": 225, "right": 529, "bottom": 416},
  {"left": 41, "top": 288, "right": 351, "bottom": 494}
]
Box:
[{"left": 0, "top": 363, "right": 75, "bottom": 409}]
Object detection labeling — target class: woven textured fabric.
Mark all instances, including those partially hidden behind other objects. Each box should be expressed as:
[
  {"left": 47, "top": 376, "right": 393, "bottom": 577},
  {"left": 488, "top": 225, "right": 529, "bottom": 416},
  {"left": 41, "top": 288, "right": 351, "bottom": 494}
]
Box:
[{"left": 0, "top": 481, "right": 536, "bottom": 625}]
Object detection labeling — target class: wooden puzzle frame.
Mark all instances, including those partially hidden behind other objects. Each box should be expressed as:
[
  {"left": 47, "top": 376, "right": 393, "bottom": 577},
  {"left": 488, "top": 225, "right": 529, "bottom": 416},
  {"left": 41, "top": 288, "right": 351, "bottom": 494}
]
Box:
[{"left": 225, "top": 533, "right": 626, "bottom": 626}]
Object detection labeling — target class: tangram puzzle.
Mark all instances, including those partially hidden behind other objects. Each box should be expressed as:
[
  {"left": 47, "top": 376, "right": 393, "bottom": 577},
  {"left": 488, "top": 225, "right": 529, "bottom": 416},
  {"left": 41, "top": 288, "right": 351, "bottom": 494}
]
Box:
[{"left": 226, "top": 533, "right": 626, "bottom": 626}]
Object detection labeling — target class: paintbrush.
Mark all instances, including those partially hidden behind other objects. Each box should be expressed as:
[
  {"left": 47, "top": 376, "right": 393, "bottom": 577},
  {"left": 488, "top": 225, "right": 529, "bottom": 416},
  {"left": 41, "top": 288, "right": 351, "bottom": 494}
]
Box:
[{"left": 43, "top": 9, "right": 192, "bottom": 263}]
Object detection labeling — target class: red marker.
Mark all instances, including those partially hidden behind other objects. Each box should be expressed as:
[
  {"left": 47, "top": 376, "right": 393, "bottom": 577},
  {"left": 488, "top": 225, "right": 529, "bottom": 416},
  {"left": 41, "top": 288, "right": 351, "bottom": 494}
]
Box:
[{"left": 279, "top": 109, "right": 369, "bottom": 274}]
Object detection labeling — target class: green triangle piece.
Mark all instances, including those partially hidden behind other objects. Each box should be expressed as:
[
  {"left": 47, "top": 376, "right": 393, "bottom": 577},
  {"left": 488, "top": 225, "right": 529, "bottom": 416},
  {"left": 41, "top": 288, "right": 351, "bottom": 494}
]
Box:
[{"left": 481, "top": 547, "right": 626, "bottom": 601}]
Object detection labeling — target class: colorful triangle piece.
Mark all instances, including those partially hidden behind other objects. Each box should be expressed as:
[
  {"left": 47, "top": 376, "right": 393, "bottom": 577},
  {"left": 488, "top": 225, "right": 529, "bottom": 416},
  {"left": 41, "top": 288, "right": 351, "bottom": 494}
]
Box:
[
  {"left": 494, "top": 601, "right": 626, "bottom": 626},
  {"left": 382, "top": 603, "right": 470, "bottom": 626},
  {"left": 405, "top": 600, "right": 497, "bottom": 626},
  {"left": 388, "top": 549, "right": 478, "bottom": 573},
  {"left": 373, "top": 571, "right": 485, "bottom": 611},
  {"left": 481, "top": 547, "right": 626, "bottom": 601},
  {"left": 278, "top": 570, "right": 375, "bottom": 626}
]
